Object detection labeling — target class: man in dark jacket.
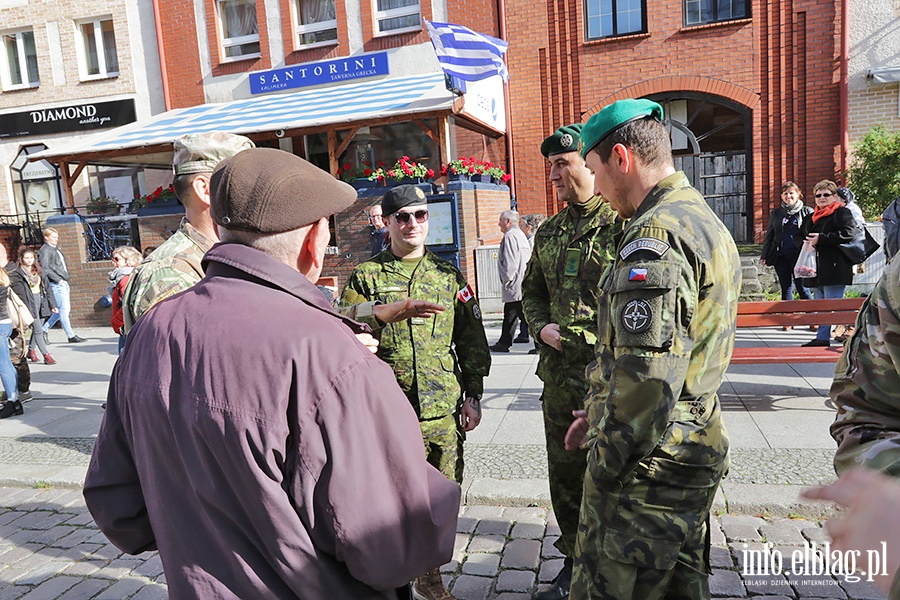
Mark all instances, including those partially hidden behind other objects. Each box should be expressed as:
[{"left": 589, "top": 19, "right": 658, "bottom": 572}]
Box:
[
  {"left": 84, "top": 148, "right": 460, "bottom": 599},
  {"left": 37, "top": 227, "right": 84, "bottom": 343}
]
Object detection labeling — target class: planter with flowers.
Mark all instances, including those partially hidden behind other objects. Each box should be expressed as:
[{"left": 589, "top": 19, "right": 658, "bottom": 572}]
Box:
[
  {"left": 86, "top": 196, "right": 121, "bottom": 215},
  {"left": 337, "top": 162, "right": 375, "bottom": 190},
  {"left": 442, "top": 156, "right": 481, "bottom": 181},
  {"left": 131, "top": 184, "right": 183, "bottom": 216},
  {"left": 368, "top": 157, "right": 436, "bottom": 190},
  {"left": 485, "top": 164, "right": 512, "bottom": 186}
]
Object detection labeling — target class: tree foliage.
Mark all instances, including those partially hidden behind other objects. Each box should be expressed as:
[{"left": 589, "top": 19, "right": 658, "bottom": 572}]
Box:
[{"left": 846, "top": 125, "right": 900, "bottom": 221}]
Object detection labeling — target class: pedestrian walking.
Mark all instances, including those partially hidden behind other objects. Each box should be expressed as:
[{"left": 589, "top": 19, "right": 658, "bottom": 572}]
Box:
[
  {"left": 12, "top": 248, "right": 56, "bottom": 365},
  {"left": 108, "top": 246, "right": 141, "bottom": 353},
  {"left": 38, "top": 227, "right": 85, "bottom": 343},
  {"left": 520, "top": 124, "right": 620, "bottom": 600},
  {"left": 489, "top": 209, "right": 531, "bottom": 353},
  {"left": 566, "top": 98, "right": 741, "bottom": 599}
]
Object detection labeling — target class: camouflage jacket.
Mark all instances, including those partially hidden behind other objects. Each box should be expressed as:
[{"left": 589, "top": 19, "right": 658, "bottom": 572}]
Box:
[
  {"left": 122, "top": 219, "right": 212, "bottom": 333},
  {"left": 340, "top": 251, "right": 491, "bottom": 420},
  {"left": 832, "top": 257, "right": 900, "bottom": 475},
  {"left": 521, "top": 196, "right": 619, "bottom": 385},
  {"left": 584, "top": 171, "right": 742, "bottom": 483}
]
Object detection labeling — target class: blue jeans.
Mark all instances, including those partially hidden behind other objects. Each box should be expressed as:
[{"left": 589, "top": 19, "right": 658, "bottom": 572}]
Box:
[
  {"left": 0, "top": 323, "right": 18, "bottom": 402},
  {"left": 813, "top": 285, "right": 847, "bottom": 341},
  {"left": 43, "top": 280, "right": 74, "bottom": 338}
]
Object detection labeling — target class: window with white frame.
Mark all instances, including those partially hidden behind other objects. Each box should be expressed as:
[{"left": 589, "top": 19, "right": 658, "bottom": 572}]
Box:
[
  {"left": 218, "top": 0, "right": 260, "bottom": 58},
  {"left": 585, "top": 0, "right": 645, "bottom": 39},
  {"left": 77, "top": 18, "right": 119, "bottom": 79},
  {"left": 374, "top": 0, "right": 420, "bottom": 35},
  {"left": 1, "top": 29, "right": 39, "bottom": 90},
  {"left": 684, "top": 0, "right": 748, "bottom": 26},
  {"left": 295, "top": 0, "right": 337, "bottom": 47}
]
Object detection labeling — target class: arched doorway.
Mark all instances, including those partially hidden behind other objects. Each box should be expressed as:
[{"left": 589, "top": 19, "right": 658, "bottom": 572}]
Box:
[{"left": 650, "top": 93, "right": 752, "bottom": 242}]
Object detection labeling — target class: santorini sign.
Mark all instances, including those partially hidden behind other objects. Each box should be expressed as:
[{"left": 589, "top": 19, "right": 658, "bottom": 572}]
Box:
[{"left": 250, "top": 52, "right": 389, "bottom": 95}]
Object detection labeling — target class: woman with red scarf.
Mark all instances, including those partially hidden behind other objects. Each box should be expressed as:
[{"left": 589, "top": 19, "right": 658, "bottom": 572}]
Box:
[{"left": 795, "top": 179, "right": 857, "bottom": 347}]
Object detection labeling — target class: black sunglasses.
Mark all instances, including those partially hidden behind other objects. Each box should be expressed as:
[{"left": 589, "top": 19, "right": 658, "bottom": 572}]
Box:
[
  {"left": 815, "top": 192, "right": 833, "bottom": 198},
  {"left": 393, "top": 210, "right": 429, "bottom": 224}
]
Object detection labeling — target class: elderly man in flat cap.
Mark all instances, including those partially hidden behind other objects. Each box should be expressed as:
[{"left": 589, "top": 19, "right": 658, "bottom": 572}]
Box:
[
  {"left": 121, "top": 132, "right": 255, "bottom": 332},
  {"left": 340, "top": 184, "right": 490, "bottom": 600},
  {"left": 85, "top": 148, "right": 460, "bottom": 599},
  {"left": 519, "top": 123, "right": 619, "bottom": 600},
  {"left": 564, "top": 99, "right": 741, "bottom": 599}
]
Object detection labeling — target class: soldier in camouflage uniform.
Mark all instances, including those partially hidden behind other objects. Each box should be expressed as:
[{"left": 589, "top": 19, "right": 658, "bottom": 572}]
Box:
[
  {"left": 340, "top": 184, "right": 490, "bottom": 600},
  {"left": 831, "top": 254, "right": 900, "bottom": 475},
  {"left": 122, "top": 132, "right": 255, "bottom": 332},
  {"left": 567, "top": 99, "right": 741, "bottom": 599},
  {"left": 521, "top": 124, "right": 619, "bottom": 600}
]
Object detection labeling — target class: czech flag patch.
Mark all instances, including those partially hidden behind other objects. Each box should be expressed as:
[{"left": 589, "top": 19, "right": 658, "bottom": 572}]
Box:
[
  {"left": 629, "top": 268, "right": 648, "bottom": 282},
  {"left": 457, "top": 284, "right": 475, "bottom": 303}
]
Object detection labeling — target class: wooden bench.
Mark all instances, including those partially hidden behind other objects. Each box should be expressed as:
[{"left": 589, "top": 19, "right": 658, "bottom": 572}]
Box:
[{"left": 730, "top": 298, "right": 865, "bottom": 364}]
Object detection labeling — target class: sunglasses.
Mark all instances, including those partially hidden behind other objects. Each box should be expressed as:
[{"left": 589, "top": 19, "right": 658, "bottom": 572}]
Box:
[
  {"left": 393, "top": 210, "right": 429, "bottom": 225},
  {"left": 815, "top": 192, "right": 833, "bottom": 198}
]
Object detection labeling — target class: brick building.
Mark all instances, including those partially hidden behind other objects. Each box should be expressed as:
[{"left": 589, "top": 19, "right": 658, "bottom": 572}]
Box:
[{"left": 504, "top": 0, "right": 846, "bottom": 243}]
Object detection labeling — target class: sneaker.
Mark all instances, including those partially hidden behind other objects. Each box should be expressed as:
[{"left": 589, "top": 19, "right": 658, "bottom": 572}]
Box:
[
  {"left": 67, "top": 335, "right": 85, "bottom": 343},
  {"left": 535, "top": 557, "right": 573, "bottom": 600},
  {"left": 802, "top": 339, "right": 830, "bottom": 347},
  {"left": 489, "top": 344, "right": 510, "bottom": 353},
  {"left": 19, "top": 391, "right": 33, "bottom": 403},
  {"left": 412, "top": 569, "right": 454, "bottom": 600},
  {"left": 513, "top": 336, "right": 530, "bottom": 344}
]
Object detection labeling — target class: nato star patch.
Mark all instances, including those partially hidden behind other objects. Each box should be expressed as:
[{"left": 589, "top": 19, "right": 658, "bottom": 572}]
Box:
[{"left": 621, "top": 299, "right": 653, "bottom": 333}]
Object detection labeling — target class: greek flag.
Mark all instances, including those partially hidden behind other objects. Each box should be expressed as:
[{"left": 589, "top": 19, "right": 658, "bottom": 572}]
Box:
[{"left": 424, "top": 20, "right": 508, "bottom": 93}]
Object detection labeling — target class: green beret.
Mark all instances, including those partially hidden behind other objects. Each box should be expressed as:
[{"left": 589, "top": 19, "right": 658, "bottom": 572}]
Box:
[
  {"left": 540, "top": 124, "right": 583, "bottom": 157},
  {"left": 580, "top": 99, "right": 664, "bottom": 158}
]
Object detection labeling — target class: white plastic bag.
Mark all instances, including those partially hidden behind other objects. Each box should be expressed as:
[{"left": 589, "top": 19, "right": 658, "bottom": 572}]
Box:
[{"left": 794, "top": 241, "right": 817, "bottom": 279}]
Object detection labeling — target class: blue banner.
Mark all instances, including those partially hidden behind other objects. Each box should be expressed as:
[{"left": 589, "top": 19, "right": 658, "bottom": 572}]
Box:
[{"left": 250, "top": 52, "right": 390, "bottom": 95}]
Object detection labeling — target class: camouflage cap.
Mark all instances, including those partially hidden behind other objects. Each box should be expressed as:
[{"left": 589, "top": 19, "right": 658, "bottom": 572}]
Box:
[
  {"left": 381, "top": 185, "right": 428, "bottom": 217},
  {"left": 540, "top": 124, "right": 583, "bottom": 157},
  {"left": 210, "top": 148, "right": 357, "bottom": 234},
  {"left": 580, "top": 99, "right": 663, "bottom": 158},
  {"left": 173, "top": 132, "right": 255, "bottom": 177}
]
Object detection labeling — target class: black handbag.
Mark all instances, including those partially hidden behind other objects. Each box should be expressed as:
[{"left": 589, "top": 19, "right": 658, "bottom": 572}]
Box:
[{"left": 839, "top": 225, "right": 880, "bottom": 264}]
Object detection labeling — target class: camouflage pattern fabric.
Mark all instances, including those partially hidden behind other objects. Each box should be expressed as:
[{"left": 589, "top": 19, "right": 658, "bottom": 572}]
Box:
[
  {"left": 571, "top": 171, "right": 741, "bottom": 600},
  {"left": 121, "top": 219, "right": 213, "bottom": 333},
  {"left": 340, "top": 251, "right": 490, "bottom": 477},
  {"left": 420, "top": 414, "right": 464, "bottom": 483},
  {"left": 831, "top": 257, "right": 900, "bottom": 475},
  {"left": 521, "top": 195, "right": 619, "bottom": 557}
]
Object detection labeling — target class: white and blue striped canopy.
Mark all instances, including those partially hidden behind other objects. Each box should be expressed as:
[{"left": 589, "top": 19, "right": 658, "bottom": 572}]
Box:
[{"left": 33, "top": 72, "right": 456, "bottom": 167}]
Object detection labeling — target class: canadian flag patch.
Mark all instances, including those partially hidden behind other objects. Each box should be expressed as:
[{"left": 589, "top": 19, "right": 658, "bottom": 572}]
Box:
[{"left": 457, "top": 284, "right": 475, "bottom": 303}]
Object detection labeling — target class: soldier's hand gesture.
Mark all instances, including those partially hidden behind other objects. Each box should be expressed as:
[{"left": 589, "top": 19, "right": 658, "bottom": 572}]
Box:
[{"left": 540, "top": 323, "right": 563, "bottom": 351}]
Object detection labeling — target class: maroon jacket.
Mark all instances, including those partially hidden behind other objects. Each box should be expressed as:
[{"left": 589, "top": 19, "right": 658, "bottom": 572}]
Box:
[{"left": 84, "top": 243, "right": 460, "bottom": 599}]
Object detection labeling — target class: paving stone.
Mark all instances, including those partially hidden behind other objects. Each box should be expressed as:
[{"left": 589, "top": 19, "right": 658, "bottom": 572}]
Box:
[
  {"left": 545, "top": 512, "right": 561, "bottom": 538},
  {"left": 93, "top": 557, "right": 143, "bottom": 579},
  {"left": 802, "top": 526, "right": 830, "bottom": 545},
  {"left": 51, "top": 578, "right": 112, "bottom": 600},
  {"left": 710, "top": 518, "right": 727, "bottom": 546},
  {"left": 762, "top": 519, "right": 809, "bottom": 545},
  {"left": 62, "top": 512, "right": 96, "bottom": 527},
  {"left": 710, "top": 545, "right": 734, "bottom": 568},
  {"left": 710, "top": 569, "right": 746, "bottom": 597},
  {"left": 461, "top": 506, "right": 505, "bottom": 521},
  {"left": 541, "top": 536, "right": 565, "bottom": 559},
  {"left": 94, "top": 577, "right": 153, "bottom": 599},
  {"left": 493, "top": 594, "right": 531, "bottom": 600},
  {"left": 0, "top": 585, "right": 27, "bottom": 600},
  {"left": 12, "top": 561, "right": 67, "bottom": 585},
  {"left": 440, "top": 558, "right": 460, "bottom": 574},
  {"left": 0, "top": 543, "right": 41, "bottom": 564},
  {"left": 719, "top": 515, "right": 765, "bottom": 542},
  {"left": 509, "top": 521, "right": 545, "bottom": 539},
  {"left": 457, "top": 514, "right": 478, "bottom": 534},
  {"left": 29, "top": 525, "right": 78, "bottom": 546},
  {"left": 787, "top": 573, "right": 847, "bottom": 598},
  {"left": 743, "top": 574, "right": 793, "bottom": 596},
  {"left": 63, "top": 560, "right": 104, "bottom": 577},
  {"left": 6, "top": 511, "right": 71, "bottom": 531},
  {"left": 17, "top": 575, "right": 80, "bottom": 599},
  {"left": 130, "top": 585, "right": 170, "bottom": 600},
  {"left": 67, "top": 543, "right": 104, "bottom": 560},
  {"left": 502, "top": 507, "right": 546, "bottom": 521},
  {"left": 500, "top": 539, "right": 541, "bottom": 570},
  {"left": 837, "top": 575, "right": 889, "bottom": 600},
  {"left": 461, "top": 553, "right": 501, "bottom": 577},
  {"left": 3, "top": 529, "right": 44, "bottom": 545},
  {"left": 495, "top": 569, "right": 535, "bottom": 592},
  {"left": 132, "top": 554, "right": 165, "bottom": 579},
  {"left": 538, "top": 558, "right": 564, "bottom": 583},
  {"left": 90, "top": 543, "right": 123, "bottom": 560},
  {"left": 474, "top": 518, "right": 512, "bottom": 537},
  {"left": 466, "top": 534, "right": 505, "bottom": 554},
  {"left": 0, "top": 511, "right": 26, "bottom": 526},
  {"left": 450, "top": 574, "right": 493, "bottom": 600},
  {"left": 53, "top": 528, "right": 100, "bottom": 549}
]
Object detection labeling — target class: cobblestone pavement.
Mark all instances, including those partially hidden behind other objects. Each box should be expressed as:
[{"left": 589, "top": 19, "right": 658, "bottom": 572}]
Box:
[{"left": 0, "top": 486, "right": 887, "bottom": 600}]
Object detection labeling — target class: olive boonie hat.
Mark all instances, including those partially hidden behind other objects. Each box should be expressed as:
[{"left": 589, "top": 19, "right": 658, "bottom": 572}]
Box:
[
  {"left": 381, "top": 185, "right": 428, "bottom": 217},
  {"left": 173, "top": 132, "right": 255, "bottom": 176},
  {"left": 210, "top": 148, "right": 357, "bottom": 234},
  {"left": 540, "top": 124, "right": 583, "bottom": 157},
  {"left": 580, "top": 99, "right": 664, "bottom": 158}
]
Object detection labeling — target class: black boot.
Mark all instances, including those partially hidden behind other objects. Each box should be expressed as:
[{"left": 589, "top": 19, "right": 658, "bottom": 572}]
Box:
[
  {"left": 0, "top": 400, "right": 24, "bottom": 419},
  {"left": 535, "top": 557, "right": 572, "bottom": 600}
]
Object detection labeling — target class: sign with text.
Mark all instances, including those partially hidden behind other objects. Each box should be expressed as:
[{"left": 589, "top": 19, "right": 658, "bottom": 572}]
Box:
[
  {"left": 459, "top": 75, "right": 506, "bottom": 134},
  {"left": 0, "top": 99, "right": 136, "bottom": 139},
  {"left": 250, "top": 52, "right": 389, "bottom": 95}
]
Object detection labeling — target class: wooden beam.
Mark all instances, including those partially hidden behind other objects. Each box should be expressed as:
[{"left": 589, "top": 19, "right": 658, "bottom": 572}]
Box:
[
  {"left": 59, "top": 162, "right": 75, "bottom": 212},
  {"left": 335, "top": 127, "right": 359, "bottom": 160},
  {"left": 327, "top": 129, "right": 339, "bottom": 176},
  {"left": 413, "top": 119, "right": 439, "bottom": 143},
  {"left": 438, "top": 116, "right": 449, "bottom": 166}
]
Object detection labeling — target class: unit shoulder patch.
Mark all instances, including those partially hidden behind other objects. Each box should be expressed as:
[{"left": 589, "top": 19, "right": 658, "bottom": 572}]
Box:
[{"left": 619, "top": 237, "right": 670, "bottom": 260}]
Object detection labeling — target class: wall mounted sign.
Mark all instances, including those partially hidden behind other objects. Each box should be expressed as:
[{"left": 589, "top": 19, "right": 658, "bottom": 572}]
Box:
[
  {"left": 250, "top": 51, "right": 389, "bottom": 95},
  {"left": 0, "top": 99, "right": 136, "bottom": 139}
]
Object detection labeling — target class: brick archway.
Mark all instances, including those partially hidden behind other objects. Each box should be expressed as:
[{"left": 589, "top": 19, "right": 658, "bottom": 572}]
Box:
[{"left": 581, "top": 77, "right": 759, "bottom": 119}]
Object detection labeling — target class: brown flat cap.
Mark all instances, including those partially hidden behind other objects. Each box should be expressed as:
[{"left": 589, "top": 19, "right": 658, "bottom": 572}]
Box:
[{"left": 210, "top": 148, "right": 357, "bottom": 234}]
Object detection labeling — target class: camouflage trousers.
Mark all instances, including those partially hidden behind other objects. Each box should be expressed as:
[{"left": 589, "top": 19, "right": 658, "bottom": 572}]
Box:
[
  {"left": 419, "top": 414, "right": 464, "bottom": 484},
  {"left": 541, "top": 379, "right": 589, "bottom": 558},
  {"left": 570, "top": 453, "right": 727, "bottom": 600}
]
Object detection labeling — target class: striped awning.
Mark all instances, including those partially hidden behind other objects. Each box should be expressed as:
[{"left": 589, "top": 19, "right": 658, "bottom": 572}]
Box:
[{"left": 31, "top": 72, "right": 461, "bottom": 167}]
